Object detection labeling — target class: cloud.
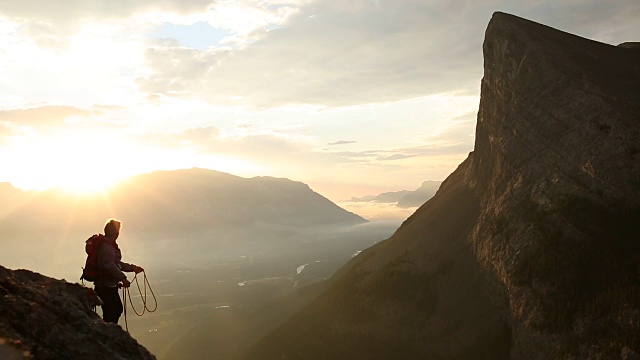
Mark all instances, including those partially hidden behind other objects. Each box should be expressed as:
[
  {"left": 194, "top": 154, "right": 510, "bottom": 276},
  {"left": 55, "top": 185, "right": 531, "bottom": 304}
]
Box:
[
  {"left": 359, "top": 141, "right": 471, "bottom": 163},
  {"left": 0, "top": 0, "right": 307, "bottom": 49},
  {"left": 328, "top": 140, "right": 356, "bottom": 145},
  {"left": 0, "top": 2, "right": 164, "bottom": 48},
  {"left": 203, "top": 130, "right": 467, "bottom": 182},
  {"left": 181, "top": 126, "right": 221, "bottom": 142},
  {"left": 143, "top": 126, "right": 313, "bottom": 160},
  {"left": 3, "top": 0, "right": 638, "bottom": 109},
  {"left": 139, "top": 0, "right": 488, "bottom": 107},
  {"left": 136, "top": 0, "right": 640, "bottom": 108},
  {"left": 127, "top": 119, "right": 472, "bottom": 202},
  {"left": 137, "top": 125, "right": 372, "bottom": 186},
  {"left": 333, "top": 151, "right": 377, "bottom": 159},
  {"left": 0, "top": 1, "right": 213, "bottom": 25},
  {"left": 0, "top": 122, "right": 13, "bottom": 140},
  {"left": 376, "top": 153, "right": 414, "bottom": 161},
  {"left": 425, "top": 111, "right": 477, "bottom": 145},
  {"left": 355, "top": 111, "right": 476, "bottom": 163},
  {"left": 0, "top": 106, "right": 94, "bottom": 128}
]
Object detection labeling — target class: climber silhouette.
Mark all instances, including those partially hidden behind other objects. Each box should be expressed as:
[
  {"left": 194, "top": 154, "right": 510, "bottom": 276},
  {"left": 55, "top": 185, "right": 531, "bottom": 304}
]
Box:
[{"left": 94, "top": 219, "right": 144, "bottom": 324}]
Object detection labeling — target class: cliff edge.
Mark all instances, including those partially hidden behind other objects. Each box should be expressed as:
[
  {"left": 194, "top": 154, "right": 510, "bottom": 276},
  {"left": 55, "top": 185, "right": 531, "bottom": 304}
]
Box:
[{"left": 0, "top": 265, "right": 156, "bottom": 359}]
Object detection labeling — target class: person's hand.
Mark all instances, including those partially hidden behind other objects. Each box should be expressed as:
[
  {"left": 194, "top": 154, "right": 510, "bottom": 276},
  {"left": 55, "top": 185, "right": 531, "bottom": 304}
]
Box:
[
  {"left": 121, "top": 278, "right": 131, "bottom": 288},
  {"left": 134, "top": 265, "right": 144, "bottom": 274}
]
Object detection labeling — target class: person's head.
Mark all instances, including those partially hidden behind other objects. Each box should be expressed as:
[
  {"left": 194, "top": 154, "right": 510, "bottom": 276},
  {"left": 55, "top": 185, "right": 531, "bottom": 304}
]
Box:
[{"left": 104, "top": 219, "right": 122, "bottom": 240}]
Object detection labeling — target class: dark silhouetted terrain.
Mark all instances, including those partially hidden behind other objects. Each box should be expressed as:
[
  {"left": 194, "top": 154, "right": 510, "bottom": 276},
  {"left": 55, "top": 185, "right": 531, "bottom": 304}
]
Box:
[
  {"left": 240, "top": 12, "right": 640, "bottom": 360},
  {"left": 0, "top": 265, "right": 155, "bottom": 359}
]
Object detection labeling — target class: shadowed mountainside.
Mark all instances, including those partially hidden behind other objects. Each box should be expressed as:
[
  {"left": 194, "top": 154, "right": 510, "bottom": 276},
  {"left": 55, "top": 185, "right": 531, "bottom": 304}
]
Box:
[
  {"left": 240, "top": 12, "right": 640, "bottom": 360},
  {"left": 0, "top": 265, "right": 155, "bottom": 359}
]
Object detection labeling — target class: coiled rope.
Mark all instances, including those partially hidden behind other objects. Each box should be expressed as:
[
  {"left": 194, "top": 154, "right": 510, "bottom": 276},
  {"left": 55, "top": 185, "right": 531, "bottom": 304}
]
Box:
[{"left": 121, "top": 271, "right": 158, "bottom": 332}]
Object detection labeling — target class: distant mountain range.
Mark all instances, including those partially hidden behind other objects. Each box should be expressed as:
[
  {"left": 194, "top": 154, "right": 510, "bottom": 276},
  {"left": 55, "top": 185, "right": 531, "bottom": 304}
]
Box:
[
  {"left": 350, "top": 180, "right": 442, "bottom": 208},
  {"left": 0, "top": 169, "right": 377, "bottom": 360},
  {"left": 0, "top": 168, "right": 365, "bottom": 238},
  {"left": 240, "top": 12, "right": 640, "bottom": 360}
]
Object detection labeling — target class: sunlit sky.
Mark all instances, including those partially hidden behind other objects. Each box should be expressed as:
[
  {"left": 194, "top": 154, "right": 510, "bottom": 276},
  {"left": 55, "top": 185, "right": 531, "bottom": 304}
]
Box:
[{"left": 0, "top": 0, "right": 638, "bottom": 201}]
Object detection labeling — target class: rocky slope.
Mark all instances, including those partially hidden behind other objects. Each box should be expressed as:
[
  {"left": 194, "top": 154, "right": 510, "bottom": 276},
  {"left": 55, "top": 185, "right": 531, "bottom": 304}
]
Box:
[
  {"left": 0, "top": 265, "right": 155, "bottom": 359},
  {"left": 240, "top": 12, "right": 640, "bottom": 360}
]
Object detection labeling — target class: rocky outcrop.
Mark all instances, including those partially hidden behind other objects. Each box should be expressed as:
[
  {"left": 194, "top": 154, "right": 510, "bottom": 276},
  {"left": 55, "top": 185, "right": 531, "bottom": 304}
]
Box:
[
  {"left": 240, "top": 12, "right": 640, "bottom": 360},
  {"left": 468, "top": 10, "right": 640, "bottom": 359},
  {"left": 0, "top": 265, "right": 155, "bottom": 360}
]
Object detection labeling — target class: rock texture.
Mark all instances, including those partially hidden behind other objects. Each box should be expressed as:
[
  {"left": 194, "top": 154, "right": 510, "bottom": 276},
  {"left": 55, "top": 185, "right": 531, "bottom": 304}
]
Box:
[
  {"left": 466, "top": 11, "right": 640, "bottom": 359},
  {"left": 240, "top": 12, "right": 640, "bottom": 360},
  {"left": 0, "top": 265, "right": 156, "bottom": 360}
]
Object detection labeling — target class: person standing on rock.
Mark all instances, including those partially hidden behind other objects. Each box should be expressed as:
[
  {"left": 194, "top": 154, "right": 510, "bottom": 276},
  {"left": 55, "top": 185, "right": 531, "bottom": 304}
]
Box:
[{"left": 94, "top": 219, "right": 144, "bottom": 324}]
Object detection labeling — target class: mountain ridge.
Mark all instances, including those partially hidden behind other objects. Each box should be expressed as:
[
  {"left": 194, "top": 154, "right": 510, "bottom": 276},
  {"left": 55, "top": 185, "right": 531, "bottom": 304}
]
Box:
[
  {"left": 349, "top": 180, "right": 442, "bottom": 208},
  {"left": 0, "top": 167, "right": 366, "bottom": 237}
]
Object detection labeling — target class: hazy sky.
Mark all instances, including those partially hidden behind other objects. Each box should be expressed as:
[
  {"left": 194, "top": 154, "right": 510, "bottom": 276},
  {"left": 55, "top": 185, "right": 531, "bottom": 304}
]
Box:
[{"left": 0, "top": 0, "right": 638, "bottom": 201}]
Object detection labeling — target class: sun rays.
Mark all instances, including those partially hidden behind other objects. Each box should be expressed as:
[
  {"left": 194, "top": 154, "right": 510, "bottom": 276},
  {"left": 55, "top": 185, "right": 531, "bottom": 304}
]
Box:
[{"left": 3, "top": 130, "right": 148, "bottom": 195}]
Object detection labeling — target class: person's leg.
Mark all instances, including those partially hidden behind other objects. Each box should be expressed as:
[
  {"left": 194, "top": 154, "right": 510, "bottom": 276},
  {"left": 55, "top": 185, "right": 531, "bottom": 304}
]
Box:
[{"left": 95, "top": 286, "right": 123, "bottom": 324}]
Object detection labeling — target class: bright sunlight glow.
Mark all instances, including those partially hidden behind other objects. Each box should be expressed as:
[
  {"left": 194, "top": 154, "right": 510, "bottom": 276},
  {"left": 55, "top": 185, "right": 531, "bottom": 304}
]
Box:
[
  {"left": 3, "top": 131, "right": 148, "bottom": 194},
  {"left": 1, "top": 129, "right": 265, "bottom": 195}
]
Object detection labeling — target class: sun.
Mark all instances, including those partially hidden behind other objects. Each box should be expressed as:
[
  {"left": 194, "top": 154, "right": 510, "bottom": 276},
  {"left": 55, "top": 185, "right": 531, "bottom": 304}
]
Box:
[{"left": 3, "top": 131, "right": 147, "bottom": 195}]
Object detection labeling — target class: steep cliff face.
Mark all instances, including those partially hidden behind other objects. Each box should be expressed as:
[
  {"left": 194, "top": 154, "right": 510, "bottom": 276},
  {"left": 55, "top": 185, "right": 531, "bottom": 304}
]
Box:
[
  {"left": 0, "top": 265, "right": 156, "bottom": 360},
  {"left": 241, "top": 12, "right": 640, "bottom": 360},
  {"left": 468, "top": 11, "right": 640, "bottom": 359}
]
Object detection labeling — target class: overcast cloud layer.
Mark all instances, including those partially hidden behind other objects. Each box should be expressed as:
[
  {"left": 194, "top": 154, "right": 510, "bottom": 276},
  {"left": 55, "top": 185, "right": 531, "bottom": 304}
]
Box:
[
  {"left": 0, "top": 0, "right": 638, "bottom": 210},
  {"left": 2, "top": 0, "right": 637, "bottom": 107}
]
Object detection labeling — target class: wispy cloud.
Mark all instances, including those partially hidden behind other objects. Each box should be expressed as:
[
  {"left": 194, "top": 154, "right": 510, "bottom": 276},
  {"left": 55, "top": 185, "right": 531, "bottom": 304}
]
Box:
[
  {"left": 328, "top": 140, "right": 356, "bottom": 146},
  {"left": 0, "top": 122, "right": 12, "bottom": 140},
  {"left": 0, "top": 106, "right": 94, "bottom": 128},
  {"left": 376, "top": 154, "right": 415, "bottom": 161}
]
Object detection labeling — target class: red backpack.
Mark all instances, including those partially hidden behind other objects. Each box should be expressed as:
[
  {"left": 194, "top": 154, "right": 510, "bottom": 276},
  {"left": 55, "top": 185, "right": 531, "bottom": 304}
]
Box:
[{"left": 80, "top": 234, "right": 110, "bottom": 282}]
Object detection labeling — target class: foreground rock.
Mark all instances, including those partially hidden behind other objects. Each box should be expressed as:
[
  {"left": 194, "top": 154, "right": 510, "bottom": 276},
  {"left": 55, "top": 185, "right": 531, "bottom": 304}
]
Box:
[
  {"left": 0, "top": 265, "right": 155, "bottom": 360},
  {"left": 240, "top": 12, "right": 640, "bottom": 360}
]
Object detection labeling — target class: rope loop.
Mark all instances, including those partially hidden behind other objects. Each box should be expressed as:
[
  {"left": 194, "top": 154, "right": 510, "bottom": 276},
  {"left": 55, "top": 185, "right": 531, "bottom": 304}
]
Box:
[{"left": 121, "top": 271, "right": 158, "bottom": 332}]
